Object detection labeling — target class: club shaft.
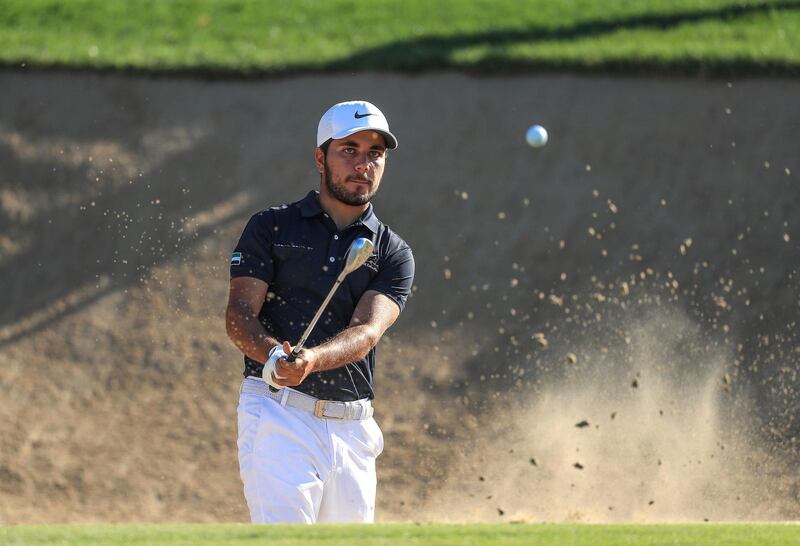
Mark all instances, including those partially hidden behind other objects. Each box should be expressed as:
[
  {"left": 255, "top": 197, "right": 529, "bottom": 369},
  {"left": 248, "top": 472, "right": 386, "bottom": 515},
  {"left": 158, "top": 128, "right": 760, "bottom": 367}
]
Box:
[{"left": 291, "top": 274, "right": 345, "bottom": 357}]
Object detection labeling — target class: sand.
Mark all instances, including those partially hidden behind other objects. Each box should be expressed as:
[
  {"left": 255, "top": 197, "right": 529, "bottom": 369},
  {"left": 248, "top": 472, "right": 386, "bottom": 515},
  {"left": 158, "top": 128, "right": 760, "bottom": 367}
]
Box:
[{"left": 0, "top": 70, "right": 798, "bottom": 523}]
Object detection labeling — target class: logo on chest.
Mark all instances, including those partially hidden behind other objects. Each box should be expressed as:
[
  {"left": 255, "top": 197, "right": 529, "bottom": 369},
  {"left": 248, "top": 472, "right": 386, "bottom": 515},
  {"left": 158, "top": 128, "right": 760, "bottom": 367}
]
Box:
[{"left": 362, "top": 254, "right": 379, "bottom": 272}]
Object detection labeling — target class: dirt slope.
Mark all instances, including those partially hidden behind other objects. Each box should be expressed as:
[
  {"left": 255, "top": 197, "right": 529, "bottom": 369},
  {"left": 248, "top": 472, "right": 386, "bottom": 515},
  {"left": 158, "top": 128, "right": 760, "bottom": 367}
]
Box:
[{"left": 0, "top": 71, "right": 798, "bottom": 523}]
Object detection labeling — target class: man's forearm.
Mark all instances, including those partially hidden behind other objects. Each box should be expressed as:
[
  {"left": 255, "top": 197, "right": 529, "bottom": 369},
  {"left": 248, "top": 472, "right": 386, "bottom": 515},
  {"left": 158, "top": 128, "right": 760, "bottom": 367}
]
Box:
[
  {"left": 226, "top": 311, "right": 280, "bottom": 364},
  {"left": 310, "top": 324, "right": 378, "bottom": 372}
]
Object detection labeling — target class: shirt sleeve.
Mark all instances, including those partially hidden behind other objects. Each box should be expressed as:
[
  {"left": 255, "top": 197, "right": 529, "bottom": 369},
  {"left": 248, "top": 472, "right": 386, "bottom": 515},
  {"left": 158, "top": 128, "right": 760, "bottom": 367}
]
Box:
[
  {"left": 230, "top": 211, "right": 275, "bottom": 283},
  {"left": 367, "top": 245, "right": 415, "bottom": 312}
]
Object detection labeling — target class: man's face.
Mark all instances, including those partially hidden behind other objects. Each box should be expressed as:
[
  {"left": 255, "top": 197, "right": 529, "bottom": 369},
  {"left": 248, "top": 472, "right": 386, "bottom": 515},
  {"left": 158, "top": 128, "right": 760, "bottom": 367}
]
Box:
[{"left": 317, "top": 130, "right": 387, "bottom": 206}]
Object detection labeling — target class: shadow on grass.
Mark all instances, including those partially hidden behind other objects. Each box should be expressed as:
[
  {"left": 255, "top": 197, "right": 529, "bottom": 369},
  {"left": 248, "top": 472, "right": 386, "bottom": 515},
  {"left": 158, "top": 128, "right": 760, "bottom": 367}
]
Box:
[
  {"left": 2, "top": 1, "right": 798, "bottom": 78},
  {"left": 330, "top": 1, "right": 800, "bottom": 71}
]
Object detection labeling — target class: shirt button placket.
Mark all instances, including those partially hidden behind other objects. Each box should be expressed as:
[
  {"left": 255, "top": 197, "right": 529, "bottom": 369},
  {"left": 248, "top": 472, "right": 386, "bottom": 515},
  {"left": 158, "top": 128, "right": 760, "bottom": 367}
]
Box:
[{"left": 327, "top": 232, "right": 340, "bottom": 274}]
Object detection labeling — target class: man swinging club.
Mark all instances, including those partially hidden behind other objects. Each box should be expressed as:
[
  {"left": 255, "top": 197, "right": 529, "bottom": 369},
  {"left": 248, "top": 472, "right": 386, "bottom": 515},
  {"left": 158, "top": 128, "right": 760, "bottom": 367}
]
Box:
[{"left": 225, "top": 100, "right": 415, "bottom": 523}]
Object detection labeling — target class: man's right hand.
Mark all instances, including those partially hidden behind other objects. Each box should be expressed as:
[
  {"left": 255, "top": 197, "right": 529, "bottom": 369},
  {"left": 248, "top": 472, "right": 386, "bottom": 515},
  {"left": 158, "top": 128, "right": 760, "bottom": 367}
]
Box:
[{"left": 272, "top": 341, "right": 318, "bottom": 388}]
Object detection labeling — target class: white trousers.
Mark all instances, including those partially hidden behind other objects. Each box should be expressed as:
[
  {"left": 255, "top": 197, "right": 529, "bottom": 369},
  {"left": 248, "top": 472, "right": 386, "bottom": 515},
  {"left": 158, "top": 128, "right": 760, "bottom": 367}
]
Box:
[{"left": 237, "top": 378, "right": 384, "bottom": 524}]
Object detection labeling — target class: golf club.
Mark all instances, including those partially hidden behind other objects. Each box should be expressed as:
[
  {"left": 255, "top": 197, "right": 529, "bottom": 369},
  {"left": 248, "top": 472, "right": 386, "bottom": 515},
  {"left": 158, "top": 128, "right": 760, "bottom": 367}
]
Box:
[{"left": 286, "top": 237, "right": 375, "bottom": 362}]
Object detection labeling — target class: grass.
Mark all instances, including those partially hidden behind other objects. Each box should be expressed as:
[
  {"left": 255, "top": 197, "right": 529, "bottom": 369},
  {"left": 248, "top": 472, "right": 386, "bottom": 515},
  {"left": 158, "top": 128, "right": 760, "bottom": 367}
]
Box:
[
  {"left": 0, "top": 0, "right": 799, "bottom": 75},
  {"left": 1, "top": 523, "right": 799, "bottom": 546}
]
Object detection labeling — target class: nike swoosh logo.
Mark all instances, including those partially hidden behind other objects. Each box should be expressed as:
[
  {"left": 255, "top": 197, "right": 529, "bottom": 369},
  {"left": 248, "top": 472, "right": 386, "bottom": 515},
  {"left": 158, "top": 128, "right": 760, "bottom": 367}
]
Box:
[{"left": 354, "top": 111, "right": 374, "bottom": 119}]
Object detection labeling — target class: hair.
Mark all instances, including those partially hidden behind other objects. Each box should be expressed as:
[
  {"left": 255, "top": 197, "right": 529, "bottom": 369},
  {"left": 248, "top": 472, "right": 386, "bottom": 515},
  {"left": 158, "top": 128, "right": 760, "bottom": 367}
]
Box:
[{"left": 318, "top": 138, "right": 332, "bottom": 157}]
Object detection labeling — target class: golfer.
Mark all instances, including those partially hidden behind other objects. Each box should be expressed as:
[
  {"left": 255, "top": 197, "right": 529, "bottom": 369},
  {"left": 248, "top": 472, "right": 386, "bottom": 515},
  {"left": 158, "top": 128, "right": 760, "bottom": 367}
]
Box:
[{"left": 225, "top": 100, "right": 414, "bottom": 523}]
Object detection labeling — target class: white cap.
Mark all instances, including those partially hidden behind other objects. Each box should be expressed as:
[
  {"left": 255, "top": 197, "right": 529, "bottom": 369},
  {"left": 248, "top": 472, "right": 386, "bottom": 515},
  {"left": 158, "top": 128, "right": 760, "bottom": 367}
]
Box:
[{"left": 317, "top": 100, "right": 398, "bottom": 149}]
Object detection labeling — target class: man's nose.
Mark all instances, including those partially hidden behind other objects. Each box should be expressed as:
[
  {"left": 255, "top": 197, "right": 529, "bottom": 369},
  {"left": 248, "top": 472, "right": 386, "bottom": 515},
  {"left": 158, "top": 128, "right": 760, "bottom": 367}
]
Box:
[{"left": 354, "top": 153, "right": 369, "bottom": 172}]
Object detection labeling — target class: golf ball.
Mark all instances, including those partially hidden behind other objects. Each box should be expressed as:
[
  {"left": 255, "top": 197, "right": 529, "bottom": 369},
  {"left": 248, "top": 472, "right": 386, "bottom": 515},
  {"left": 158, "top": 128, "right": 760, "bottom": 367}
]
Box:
[{"left": 526, "top": 124, "right": 548, "bottom": 148}]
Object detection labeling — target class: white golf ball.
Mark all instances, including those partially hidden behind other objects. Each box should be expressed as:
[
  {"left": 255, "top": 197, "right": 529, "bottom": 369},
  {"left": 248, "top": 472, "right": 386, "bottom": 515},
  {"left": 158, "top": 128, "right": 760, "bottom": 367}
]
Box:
[{"left": 526, "top": 124, "right": 548, "bottom": 148}]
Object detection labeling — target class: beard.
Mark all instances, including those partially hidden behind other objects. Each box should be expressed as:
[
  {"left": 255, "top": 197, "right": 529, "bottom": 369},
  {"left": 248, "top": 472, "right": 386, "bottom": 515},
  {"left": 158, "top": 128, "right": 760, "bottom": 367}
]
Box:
[{"left": 324, "top": 161, "right": 377, "bottom": 206}]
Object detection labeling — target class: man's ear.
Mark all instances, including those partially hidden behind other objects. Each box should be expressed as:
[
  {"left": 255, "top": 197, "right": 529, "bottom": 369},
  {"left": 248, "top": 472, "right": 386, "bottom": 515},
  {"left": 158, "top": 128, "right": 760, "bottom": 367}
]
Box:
[{"left": 314, "top": 147, "right": 325, "bottom": 174}]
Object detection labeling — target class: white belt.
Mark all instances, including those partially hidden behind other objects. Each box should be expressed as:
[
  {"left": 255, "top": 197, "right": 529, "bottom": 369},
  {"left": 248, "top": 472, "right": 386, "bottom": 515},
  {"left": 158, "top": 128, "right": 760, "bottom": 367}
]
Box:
[{"left": 241, "top": 378, "right": 374, "bottom": 420}]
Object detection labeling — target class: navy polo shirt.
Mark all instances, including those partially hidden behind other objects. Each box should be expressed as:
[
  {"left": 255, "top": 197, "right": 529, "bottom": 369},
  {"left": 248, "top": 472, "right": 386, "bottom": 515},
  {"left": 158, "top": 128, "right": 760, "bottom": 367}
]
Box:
[{"left": 230, "top": 190, "right": 415, "bottom": 402}]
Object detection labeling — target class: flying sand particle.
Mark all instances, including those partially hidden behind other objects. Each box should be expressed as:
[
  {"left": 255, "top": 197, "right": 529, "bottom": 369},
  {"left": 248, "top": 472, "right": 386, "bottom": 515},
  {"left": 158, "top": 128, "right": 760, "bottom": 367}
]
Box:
[{"left": 566, "top": 352, "right": 578, "bottom": 365}]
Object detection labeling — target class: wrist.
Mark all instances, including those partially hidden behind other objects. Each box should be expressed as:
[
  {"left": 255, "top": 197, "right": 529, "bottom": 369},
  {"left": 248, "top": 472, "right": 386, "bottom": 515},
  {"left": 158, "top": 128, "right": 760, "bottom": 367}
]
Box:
[{"left": 306, "top": 348, "right": 320, "bottom": 371}]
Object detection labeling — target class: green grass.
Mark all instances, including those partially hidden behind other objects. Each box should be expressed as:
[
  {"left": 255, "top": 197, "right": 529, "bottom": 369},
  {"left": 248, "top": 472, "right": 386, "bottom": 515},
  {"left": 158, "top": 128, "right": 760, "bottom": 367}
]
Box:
[
  {"left": 0, "top": 0, "right": 799, "bottom": 75},
  {"left": 1, "top": 523, "right": 799, "bottom": 546}
]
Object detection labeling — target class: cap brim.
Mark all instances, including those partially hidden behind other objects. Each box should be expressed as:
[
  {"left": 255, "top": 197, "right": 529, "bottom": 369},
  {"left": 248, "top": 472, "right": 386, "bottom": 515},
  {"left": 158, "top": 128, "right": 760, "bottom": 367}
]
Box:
[{"left": 330, "top": 127, "right": 398, "bottom": 149}]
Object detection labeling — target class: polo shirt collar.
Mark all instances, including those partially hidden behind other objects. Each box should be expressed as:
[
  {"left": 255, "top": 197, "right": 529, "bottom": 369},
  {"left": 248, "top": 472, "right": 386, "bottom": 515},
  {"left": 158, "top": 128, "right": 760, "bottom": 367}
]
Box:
[
  {"left": 299, "top": 190, "right": 324, "bottom": 218},
  {"left": 299, "top": 190, "right": 380, "bottom": 234},
  {"left": 357, "top": 205, "right": 380, "bottom": 234}
]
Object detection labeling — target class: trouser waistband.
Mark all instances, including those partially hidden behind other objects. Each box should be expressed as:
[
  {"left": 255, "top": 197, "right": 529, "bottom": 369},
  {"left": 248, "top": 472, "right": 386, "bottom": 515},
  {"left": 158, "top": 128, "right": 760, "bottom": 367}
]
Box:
[{"left": 241, "top": 377, "right": 373, "bottom": 420}]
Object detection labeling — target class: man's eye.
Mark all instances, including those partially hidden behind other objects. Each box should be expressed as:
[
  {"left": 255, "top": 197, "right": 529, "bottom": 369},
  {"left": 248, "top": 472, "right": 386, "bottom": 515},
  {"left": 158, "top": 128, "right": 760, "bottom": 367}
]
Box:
[
  {"left": 343, "top": 148, "right": 355, "bottom": 154},
  {"left": 369, "top": 151, "right": 384, "bottom": 159}
]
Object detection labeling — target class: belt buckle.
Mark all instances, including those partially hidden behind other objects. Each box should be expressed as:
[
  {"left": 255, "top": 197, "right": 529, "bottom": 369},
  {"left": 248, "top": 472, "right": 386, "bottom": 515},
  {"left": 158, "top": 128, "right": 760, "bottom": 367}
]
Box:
[{"left": 314, "top": 399, "right": 343, "bottom": 419}]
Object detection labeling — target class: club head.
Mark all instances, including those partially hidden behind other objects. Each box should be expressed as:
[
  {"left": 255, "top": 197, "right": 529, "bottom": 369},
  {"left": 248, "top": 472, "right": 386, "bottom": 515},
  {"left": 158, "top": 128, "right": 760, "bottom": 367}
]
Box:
[{"left": 342, "top": 237, "right": 374, "bottom": 275}]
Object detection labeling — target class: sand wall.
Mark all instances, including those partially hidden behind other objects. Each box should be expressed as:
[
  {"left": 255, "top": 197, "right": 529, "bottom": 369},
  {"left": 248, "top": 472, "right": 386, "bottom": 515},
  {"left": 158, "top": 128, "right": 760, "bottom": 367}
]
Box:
[{"left": 0, "top": 71, "right": 798, "bottom": 523}]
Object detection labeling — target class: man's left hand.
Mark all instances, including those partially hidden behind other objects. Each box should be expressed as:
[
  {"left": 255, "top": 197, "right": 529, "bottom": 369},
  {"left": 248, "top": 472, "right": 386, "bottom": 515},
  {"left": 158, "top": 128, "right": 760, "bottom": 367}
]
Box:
[{"left": 273, "top": 341, "right": 317, "bottom": 387}]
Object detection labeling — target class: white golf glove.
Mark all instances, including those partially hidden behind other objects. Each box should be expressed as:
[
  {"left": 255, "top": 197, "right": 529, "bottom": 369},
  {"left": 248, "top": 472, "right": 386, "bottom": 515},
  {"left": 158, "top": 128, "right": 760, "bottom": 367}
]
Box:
[{"left": 262, "top": 345, "right": 287, "bottom": 389}]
